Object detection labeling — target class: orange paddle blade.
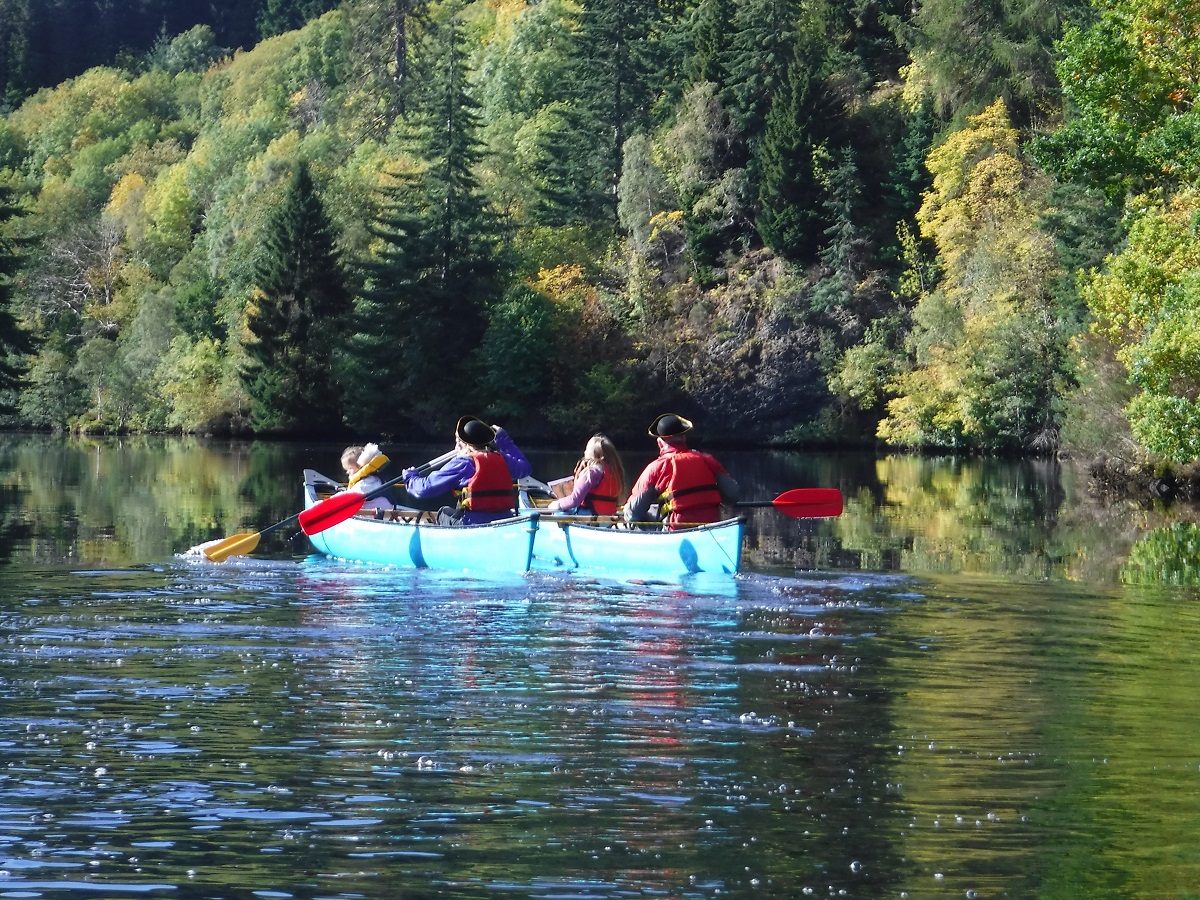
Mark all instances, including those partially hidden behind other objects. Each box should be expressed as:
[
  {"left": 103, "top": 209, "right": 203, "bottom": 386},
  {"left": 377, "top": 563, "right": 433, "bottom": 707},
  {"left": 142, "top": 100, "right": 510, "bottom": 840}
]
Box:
[{"left": 202, "top": 531, "right": 262, "bottom": 562}]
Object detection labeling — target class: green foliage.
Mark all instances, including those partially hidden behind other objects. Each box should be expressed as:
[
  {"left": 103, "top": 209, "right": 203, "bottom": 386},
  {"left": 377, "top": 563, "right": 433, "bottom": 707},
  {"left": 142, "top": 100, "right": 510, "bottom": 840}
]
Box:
[
  {"left": 19, "top": 339, "right": 85, "bottom": 429},
  {"left": 546, "top": 361, "right": 638, "bottom": 433},
  {"left": 480, "top": 284, "right": 555, "bottom": 419},
  {"left": 559, "top": 0, "right": 674, "bottom": 225},
  {"left": 1034, "top": 0, "right": 1200, "bottom": 198},
  {"left": 616, "top": 133, "right": 675, "bottom": 250},
  {"left": 903, "top": 0, "right": 1077, "bottom": 125},
  {"left": 472, "top": 0, "right": 577, "bottom": 226},
  {"left": 145, "top": 25, "right": 228, "bottom": 76},
  {"left": 0, "top": 182, "right": 33, "bottom": 414},
  {"left": 880, "top": 100, "right": 1067, "bottom": 452},
  {"left": 159, "top": 335, "right": 245, "bottom": 432},
  {"left": 1081, "top": 190, "right": 1200, "bottom": 463},
  {"left": 241, "top": 161, "right": 351, "bottom": 434},
  {"left": 657, "top": 81, "right": 751, "bottom": 266},
  {"left": 687, "top": 0, "right": 733, "bottom": 89},
  {"left": 259, "top": 0, "right": 338, "bottom": 39},
  {"left": 0, "top": 0, "right": 1186, "bottom": 453},
  {"left": 755, "top": 61, "right": 829, "bottom": 261},
  {"left": 723, "top": 0, "right": 799, "bottom": 139},
  {"left": 118, "top": 285, "right": 178, "bottom": 429}
]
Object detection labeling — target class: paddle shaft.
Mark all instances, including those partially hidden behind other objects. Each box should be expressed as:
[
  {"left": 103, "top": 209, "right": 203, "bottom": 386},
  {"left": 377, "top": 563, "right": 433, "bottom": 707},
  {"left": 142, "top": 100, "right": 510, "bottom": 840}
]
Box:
[
  {"left": 297, "top": 449, "right": 457, "bottom": 535},
  {"left": 203, "top": 449, "right": 456, "bottom": 561},
  {"left": 530, "top": 488, "right": 844, "bottom": 524}
]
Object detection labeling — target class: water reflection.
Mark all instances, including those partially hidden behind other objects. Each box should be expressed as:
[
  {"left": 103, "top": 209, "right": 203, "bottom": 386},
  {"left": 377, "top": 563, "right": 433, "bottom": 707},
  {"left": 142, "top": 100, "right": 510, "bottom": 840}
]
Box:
[
  {"left": 3, "top": 500, "right": 1200, "bottom": 894},
  {"left": 4, "top": 433, "right": 1200, "bottom": 585}
]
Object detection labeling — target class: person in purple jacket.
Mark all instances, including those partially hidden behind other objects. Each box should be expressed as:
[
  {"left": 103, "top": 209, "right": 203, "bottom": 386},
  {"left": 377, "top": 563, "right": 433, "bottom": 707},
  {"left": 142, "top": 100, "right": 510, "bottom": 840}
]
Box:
[
  {"left": 402, "top": 416, "right": 532, "bottom": 525},
  {"left": 546, "top": 434, "right": 626, "bottom": 516}
]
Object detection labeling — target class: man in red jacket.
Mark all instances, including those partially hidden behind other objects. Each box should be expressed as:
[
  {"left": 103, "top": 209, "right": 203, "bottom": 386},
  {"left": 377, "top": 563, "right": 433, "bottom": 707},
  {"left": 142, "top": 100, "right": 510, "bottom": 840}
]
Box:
[{"left": 625, "top": 414, "right": 739, "bottom": 529}]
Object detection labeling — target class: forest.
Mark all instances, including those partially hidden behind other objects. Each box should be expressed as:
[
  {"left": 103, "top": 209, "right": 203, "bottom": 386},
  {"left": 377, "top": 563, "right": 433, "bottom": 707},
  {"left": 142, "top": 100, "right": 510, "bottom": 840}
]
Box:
[{"left": 0, "top": 0, "right": 1195, "bottom": 466}]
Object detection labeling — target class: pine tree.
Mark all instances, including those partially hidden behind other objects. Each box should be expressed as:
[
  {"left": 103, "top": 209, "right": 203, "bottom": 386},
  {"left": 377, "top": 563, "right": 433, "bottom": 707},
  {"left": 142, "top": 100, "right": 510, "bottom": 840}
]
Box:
[
  {"left": 0, "top": 183, "right": 33, "bottom": 416},
  {"left": 812, "top": 147, "right": 868, "bottom": 314},
  {"left": 723, "top": 0, "right": 800, "bottom": 141},
  {"left": 686, "top": 0, "right": 733, "bottom": 89},
  {"left": 755, "top": 61, "right": 827, "bottom": 261},
  {"left": 531, "top": 102, "right": 607, "bottom": 227},
  {"left": 343, "top": 166, "right": 437, "bottom": 433},
  {"left": 888, "top": 94, "right": 937, "bottom": 219},
  {"left": 242, "top": 162, "right": 352, "bottom": 435},
  {"left": 348, "top": 7, "right": 500, "bottom": 430},
  {"left": 258, "top": 0, "right": 339, "bottom": 38},
  {"left": 542, "top": 0, "right": 666, "bottom": 226},
  {"left": 413, "top": 9, "right": 500, "bottom": 315}
]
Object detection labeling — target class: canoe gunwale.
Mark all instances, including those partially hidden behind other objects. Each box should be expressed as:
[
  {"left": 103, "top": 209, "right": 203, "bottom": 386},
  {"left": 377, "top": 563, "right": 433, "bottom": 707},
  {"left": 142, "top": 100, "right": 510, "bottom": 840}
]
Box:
[{"left": 302, "top": 471, "right": 743, "bottom": 575}]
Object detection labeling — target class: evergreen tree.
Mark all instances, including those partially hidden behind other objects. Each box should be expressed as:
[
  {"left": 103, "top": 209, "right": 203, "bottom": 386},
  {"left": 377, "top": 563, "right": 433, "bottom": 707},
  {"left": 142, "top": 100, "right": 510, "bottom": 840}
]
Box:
[
  {"left": 343, "top": 166, "right": 436, "bottom": 433},
  {"left": 413, "top": 9, "right": 499, "bottom": 308},
  {"left": 812, "top": 146, "right": 866, "bottom": 314},
  {"left": 0, "top": 183, "right": 33, "bottom": 415},
  {"left": 723, "top": 0, "right": 801, "bottom": 141},
  {"left": 755, "top": 60, "right": 828, "bottom": 261},
  {"left": 686, "top": 0, "right": 733, "bottom": 89},
  {"left": 904, "top": 0, "right": 1077, "bottom": 126},
  {"left": 888, "top": 94, "right": 937, "bottom": 220},
  {"left": 0, "top": 0, "right": 31, "bottom": 104},
  {"left": 531, "top": 102, "right": 607, "bottom": 226},
  {"left": 544, "top": 0, "right": 667, "bottom": 226},
  {"left": 258, "top": 0, "right": 339, "bottom": 38},
  {"left": 241, "top": 162, "right": 352, "bottom": 435},
  {"left": 351, "top": 7, "right": 500, "bottom": 430}
]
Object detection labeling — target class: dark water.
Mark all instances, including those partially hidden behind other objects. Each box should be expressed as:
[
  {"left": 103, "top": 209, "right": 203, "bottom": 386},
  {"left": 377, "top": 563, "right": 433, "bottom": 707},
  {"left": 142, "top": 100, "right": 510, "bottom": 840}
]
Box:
[{"left": 3, "top": 434, "right": 1200, "bottom": 897}]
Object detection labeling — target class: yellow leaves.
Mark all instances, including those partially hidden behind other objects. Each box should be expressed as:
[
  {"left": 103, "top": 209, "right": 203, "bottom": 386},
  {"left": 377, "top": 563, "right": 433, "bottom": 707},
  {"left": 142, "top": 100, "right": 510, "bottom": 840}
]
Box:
[
  {"left": 917, "top": 99, "right": 1039, "bottom": 281},
  {"left": 142, "top": 162, "right": 196, "bottom": 252},
  {"left": 1084, "top": 189, "right": 1200, "bottom": 346},
  {"left": 1125, "top": 0, "right": 1200, "bottom": 94},
  {"left": 923, "top": 100, "right": 1020, "bottom": 209},
  {"left": 648, "top": 209, "right": 685, "bottom": 242},
  {"left": 486, "top": 0, "right": 535, "bottom": 34},
  {"left": 915, "top": 97, "right": 1058, "bottom": 316},
  {"left": 533, "top": 264, "right": 595, "bottom": 307},
  {"left": 215, "top": 34, "right": 303, "bottom": 119},
  {"left": 107, "top": 174, "right": 148, "bottom": 243}
]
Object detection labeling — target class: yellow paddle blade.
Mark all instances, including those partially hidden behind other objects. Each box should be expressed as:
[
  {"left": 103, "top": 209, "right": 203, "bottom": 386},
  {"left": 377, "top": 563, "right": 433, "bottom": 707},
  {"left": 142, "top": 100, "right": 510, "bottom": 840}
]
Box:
[{"left": 202, "top": 531, "right": 262, "bottom": 562}]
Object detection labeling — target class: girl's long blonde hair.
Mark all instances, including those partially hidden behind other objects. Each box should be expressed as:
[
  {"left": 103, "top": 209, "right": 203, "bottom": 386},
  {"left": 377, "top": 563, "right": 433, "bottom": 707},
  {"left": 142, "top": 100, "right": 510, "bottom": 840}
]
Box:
[{"left": 574, "top": 433, "right": 626, "bottom": 504}]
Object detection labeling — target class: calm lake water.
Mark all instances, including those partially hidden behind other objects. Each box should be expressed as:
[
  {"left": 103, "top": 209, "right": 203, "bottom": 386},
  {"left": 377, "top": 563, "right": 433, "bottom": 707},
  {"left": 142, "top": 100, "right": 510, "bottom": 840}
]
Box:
[{"left": 3, "top": 433, "right": 1200, "bottom": 898}]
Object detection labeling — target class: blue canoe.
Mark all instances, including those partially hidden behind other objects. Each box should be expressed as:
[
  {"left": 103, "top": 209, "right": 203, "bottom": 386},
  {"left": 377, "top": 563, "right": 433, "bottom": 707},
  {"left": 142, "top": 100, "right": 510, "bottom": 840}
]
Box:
[{"left": 303, "top": 472, "right": 743, "bottom": 576}]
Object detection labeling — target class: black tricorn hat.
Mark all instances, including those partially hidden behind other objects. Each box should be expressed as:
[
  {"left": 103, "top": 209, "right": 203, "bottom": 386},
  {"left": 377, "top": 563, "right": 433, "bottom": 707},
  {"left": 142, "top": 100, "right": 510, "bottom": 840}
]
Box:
[
  {"left": 456, "top": 416, "right": 497, "bottom": 448},
  {"left": 648, "top": 413, "right": 694, "bottom": 438}
]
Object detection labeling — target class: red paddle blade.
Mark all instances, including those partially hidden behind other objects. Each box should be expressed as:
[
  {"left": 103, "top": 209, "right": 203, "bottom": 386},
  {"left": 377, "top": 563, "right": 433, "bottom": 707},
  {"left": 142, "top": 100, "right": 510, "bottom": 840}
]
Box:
[
  {"left": 771, "top": 487, "right": 843, "bottom": 518},
  {"left": 298, "top": 491, "right": 367, "bottom": 535}
]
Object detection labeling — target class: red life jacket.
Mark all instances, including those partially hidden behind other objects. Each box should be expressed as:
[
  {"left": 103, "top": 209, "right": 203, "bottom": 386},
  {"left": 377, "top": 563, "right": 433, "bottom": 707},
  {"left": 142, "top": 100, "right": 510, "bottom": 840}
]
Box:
[
  {"left": 583, "top": 466, "right": 619, "bottom": 516},
  {"left": 661, "top": 451, "right": 722, "bottom": 515},
  {"left": 458, "top": 451, "right": 514, "bottom": 513}
]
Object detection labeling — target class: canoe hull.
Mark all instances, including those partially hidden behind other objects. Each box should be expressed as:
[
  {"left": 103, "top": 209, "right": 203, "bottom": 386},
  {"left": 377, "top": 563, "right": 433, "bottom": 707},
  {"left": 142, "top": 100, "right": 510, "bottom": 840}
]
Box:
[
  {"left": 303, "top": 475, "right": 742, "bottom": 576},
  {"left": 306, "top": 513, "right": 537, "bottom": 571},
  {"left": 531, "top": 518, "right": 743, "bottom": 575}
]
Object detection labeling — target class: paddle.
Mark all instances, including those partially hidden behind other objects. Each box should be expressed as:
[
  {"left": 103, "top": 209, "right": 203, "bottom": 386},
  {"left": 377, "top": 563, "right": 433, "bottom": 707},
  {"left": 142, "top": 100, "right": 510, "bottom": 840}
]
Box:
[
  {"left": 736, "top": 487, "right": 843, "bottom": 518},
  {"left": 296, "top": 449, "right": 458, "bottom": 536},
  {"left": 533, "top": 487, "right": 845, "bottom": 524},
  {"left": 200, "top": 449, "right": 457, "bottom": 562}
]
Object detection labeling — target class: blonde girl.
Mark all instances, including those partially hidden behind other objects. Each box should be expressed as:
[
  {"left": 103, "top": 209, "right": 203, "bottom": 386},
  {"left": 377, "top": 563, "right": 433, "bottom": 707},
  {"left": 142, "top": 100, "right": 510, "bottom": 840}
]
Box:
[{"left": 547, "top": 434, "right": 626, "bottom": 515}]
